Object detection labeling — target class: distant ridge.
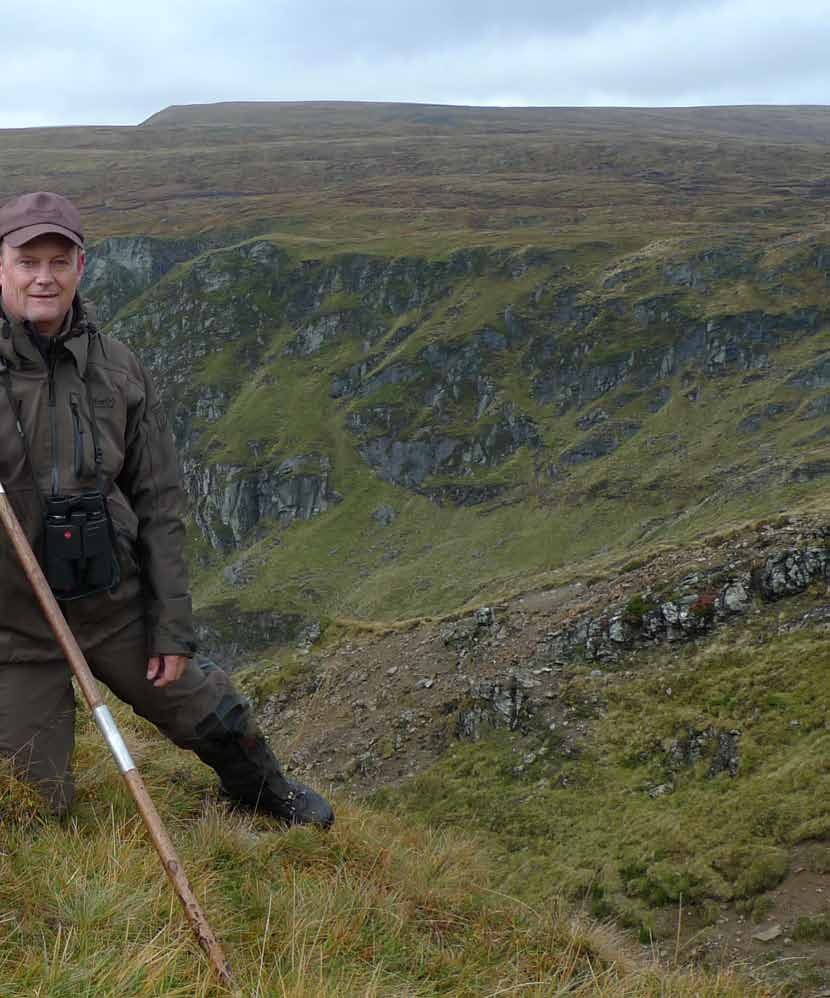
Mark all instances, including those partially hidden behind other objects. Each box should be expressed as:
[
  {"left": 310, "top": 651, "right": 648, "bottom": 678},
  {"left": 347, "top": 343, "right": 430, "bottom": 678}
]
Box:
[
  {"left": 140, "top": 99, "right": 830, "bottom": 144},
  {"left": 4, "top": 94, "right": 830, "bottom": 241}
]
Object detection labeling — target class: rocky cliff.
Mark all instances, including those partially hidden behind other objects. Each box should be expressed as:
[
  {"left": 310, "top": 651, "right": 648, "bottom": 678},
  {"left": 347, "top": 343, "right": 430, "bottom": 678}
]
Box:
[{"left": 83, "top": 228, "right": 830, "bottom": 644}]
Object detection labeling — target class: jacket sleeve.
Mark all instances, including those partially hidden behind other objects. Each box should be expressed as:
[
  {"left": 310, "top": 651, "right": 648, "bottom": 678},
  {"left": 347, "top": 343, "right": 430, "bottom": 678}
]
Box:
[{"left": 118, "top": 363, "right": 196, "bottom": 657}]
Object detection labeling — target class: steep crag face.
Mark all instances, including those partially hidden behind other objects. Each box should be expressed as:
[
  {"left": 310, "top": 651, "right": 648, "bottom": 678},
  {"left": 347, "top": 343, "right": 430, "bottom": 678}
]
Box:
[{"left": 81, "top": 227, "right": 830, "bottom": 648}]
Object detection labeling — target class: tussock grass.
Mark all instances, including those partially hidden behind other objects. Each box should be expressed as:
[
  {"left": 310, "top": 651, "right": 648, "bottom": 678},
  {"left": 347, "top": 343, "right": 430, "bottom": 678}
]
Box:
[{"left": 0, "top": 703, "right": 772, "bottom": 996}]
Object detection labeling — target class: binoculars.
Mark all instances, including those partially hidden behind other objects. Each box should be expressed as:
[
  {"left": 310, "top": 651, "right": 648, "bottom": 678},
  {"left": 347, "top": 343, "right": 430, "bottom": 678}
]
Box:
[{"left": 44, "top": 492, "right": 120, "bottom": 600}]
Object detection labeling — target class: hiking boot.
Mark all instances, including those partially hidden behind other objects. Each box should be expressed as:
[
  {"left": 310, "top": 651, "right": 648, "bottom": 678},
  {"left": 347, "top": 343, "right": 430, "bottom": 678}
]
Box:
[
  {"left": 187, "top": 675, "right": 334, "bottom": 830},
  {"left": 219, "top": 777, "right": 335, "bottom": 829},
  {"left": 262, "top": 779, "right": 335, "bottom": 828}
]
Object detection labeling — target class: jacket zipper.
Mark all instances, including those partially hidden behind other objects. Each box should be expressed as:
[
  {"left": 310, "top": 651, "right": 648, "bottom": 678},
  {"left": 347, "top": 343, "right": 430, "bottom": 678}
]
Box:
[
  {"left": 48, "top": 351, "right": 60, "bottom": 496},
  {"left": 69, "top": 392, "right": 85, "bottom": 480}
]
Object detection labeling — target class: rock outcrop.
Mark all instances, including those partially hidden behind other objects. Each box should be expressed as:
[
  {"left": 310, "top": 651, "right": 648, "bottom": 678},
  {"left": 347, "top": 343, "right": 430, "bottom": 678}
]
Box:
[
  {"left": 84, "top": 235, "right": 211, "bottom": 323},
  {"left": 184, "top": 453, "right": 342, "bottom": 550}
]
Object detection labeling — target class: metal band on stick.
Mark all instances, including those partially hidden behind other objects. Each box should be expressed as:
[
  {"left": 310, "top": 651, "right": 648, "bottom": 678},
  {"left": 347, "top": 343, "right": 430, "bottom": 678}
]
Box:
[
  {"left": 92, "top": 704, "right": 135, "bottom": 773},
  {"left": 0, "top": 480, "right": 233, "bottom": 988}
]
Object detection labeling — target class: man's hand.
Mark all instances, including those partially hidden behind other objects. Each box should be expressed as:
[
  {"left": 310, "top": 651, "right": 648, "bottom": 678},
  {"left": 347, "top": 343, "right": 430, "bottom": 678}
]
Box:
[{"left": 146, "top": 654, "right": 188, "bottom": 688}]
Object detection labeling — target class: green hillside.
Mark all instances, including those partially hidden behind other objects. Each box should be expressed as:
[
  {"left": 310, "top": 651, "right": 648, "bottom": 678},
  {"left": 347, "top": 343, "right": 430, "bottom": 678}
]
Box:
[{"left": 93, "top": 227, "right": 830, "bottom": 634}]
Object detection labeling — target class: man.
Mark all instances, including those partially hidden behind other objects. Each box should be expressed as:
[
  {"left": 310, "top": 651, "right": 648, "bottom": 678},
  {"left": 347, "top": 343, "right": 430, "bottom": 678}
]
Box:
[{"left": 0, "top": 191, "right": 333, "bottom": 828}]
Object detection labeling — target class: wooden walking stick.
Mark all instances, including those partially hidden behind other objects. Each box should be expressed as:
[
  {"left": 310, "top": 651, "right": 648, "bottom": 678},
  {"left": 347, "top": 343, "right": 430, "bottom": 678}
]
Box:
[{"left": 0, "top": 480, "right": 234, "bottom": 988}]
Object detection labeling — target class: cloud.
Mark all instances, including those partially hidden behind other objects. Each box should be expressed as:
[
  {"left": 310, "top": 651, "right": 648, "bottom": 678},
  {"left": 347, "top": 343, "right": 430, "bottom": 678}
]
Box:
[
  {"left": 0, "top": 0, "right": 826, "bottom": 127},
  {"left": 221, "top": 0, "right": 716, "bottom": 59},
  {"left": 404, "top": 0, "right": 830, "bottom": 107}
]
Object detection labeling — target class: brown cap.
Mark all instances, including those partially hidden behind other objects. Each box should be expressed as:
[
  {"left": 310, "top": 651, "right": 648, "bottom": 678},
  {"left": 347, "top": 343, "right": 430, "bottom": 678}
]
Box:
[{"left": 0, "top": 192, "right": 84, "bottom": 248}]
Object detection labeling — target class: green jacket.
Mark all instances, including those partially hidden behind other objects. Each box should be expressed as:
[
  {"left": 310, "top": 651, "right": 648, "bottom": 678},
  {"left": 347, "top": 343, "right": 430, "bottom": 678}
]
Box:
[{"left": 0, "top": 297, "right": 195, "bottom": 663}]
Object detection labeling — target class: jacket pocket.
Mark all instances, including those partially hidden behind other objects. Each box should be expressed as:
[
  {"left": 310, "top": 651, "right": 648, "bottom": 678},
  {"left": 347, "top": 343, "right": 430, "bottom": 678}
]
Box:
[
  {"left": 69, "top": 392, "right": 85, "bottom": 480},
  {"left": 106, "top": 491, "right": 140, "bottom": 578},
  {"left": 106, "top": 490, "right": 139, "bottom": 541},
  {"left": 114, "top": 528, "right": 140, "bottom": 577}
]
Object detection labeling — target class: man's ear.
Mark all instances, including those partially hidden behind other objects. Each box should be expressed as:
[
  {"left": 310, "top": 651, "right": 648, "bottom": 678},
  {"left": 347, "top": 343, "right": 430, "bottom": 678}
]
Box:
[{"left": 77, "top": 248, "right": 86, "bottom": 277}]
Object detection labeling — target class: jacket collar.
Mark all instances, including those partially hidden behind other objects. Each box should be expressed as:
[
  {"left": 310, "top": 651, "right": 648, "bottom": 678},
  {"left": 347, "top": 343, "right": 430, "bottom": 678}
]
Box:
[{"left": 0, "top": 296, "right": 96, "bottom": 376}]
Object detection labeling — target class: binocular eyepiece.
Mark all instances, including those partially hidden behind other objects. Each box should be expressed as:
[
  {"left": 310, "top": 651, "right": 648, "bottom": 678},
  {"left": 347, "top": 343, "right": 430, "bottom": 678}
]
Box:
[{"left": 46, "top": 492, "right": 107, "bottom": 520}]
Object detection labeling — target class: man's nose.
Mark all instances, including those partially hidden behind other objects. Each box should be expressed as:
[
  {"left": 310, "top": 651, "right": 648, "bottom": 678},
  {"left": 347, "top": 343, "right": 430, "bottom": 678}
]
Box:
[{"left": 34, "top": 266, "right": 55, "bottom": 283}]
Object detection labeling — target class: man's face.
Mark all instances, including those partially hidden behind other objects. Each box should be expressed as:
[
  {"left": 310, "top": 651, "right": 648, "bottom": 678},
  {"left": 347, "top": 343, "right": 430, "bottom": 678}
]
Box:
[{"left": 0, "top": 234, "right": 85, "bottom": 336}]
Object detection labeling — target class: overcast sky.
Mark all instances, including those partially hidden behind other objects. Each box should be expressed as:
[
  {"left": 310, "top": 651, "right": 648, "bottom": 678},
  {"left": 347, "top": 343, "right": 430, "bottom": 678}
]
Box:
[{"left": 2, "top": 0, "right": 827, "bottom": 128}]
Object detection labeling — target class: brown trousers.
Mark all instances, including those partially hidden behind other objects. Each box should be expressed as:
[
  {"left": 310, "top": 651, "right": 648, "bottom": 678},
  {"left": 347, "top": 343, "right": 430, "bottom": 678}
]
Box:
[{"left": 0, "top": 619, "right": 234, "bottom": 813}]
